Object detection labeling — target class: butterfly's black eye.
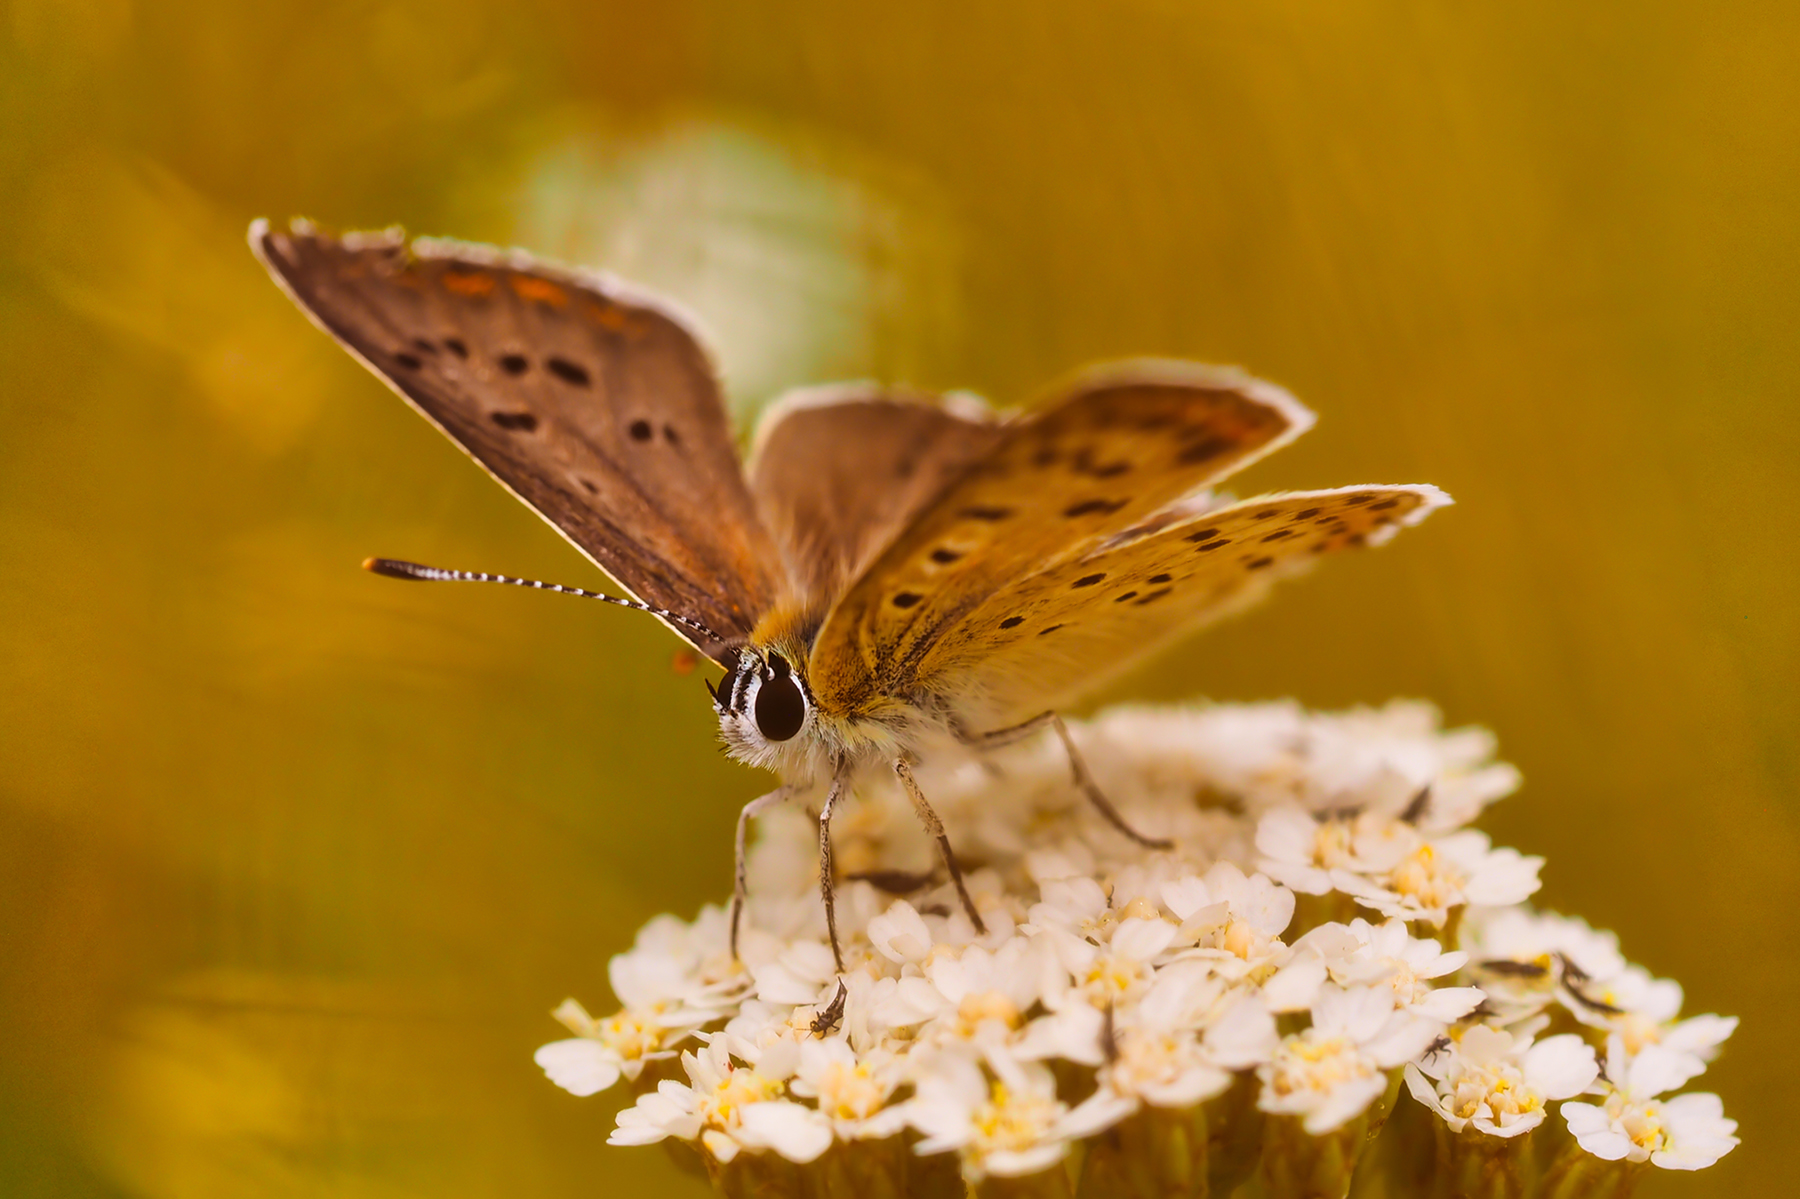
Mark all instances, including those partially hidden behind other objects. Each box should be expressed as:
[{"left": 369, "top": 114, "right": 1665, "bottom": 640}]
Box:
[{"left": 754, "top": 671, "right": 806, "bottom": 742}]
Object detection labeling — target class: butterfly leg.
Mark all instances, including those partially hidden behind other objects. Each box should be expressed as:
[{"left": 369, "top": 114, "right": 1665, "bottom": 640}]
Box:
[
  {"left": 817, "top": 771, "right": 851, "bottom": 972},
  {"left": 893, "top": 760, "right": 987, "bottom": 935},
  {"left": 730, "top": 783, "right": 797, "bottom": 961},
  {"left": 960, "top": 712, "right": 1173, "bottom": 850}
]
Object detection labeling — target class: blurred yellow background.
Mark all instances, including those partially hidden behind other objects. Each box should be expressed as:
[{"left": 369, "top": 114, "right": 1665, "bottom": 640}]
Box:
[{"left": 2, "top": 2, "right": 1793, "bottom": 1195}]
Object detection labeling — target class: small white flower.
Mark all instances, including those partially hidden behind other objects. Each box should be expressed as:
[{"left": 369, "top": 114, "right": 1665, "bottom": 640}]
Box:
[
  {"left": 1565, "top": 965, "right": 1738, "bottom": 1066},
  {"left": 535, "top": 993, "right": 713, "bottom": 1097},
  {"left": 1161, "top": 862, "right": 1295, "bottom": 979},
  {"left": 1060, "top": 966, "right": 1274, "bottom": 1138},
  {"left": 1404, "top": 1024, "right": 1598, "bottom": 1138},
  {"left": 866, "top": 899, "right": 935, "bottom": 964},
  {"left": 534, "top": 906, "right": 749, "bottom": 1097},
  {"left": 1335, "top": 831, "right": 1541, "bottom": 926},
  {"left": 907, "top": 1048, "right": 1072, "bottom": 1180},
  {"left": 875, "top": 935, "right": 1057, "bottom": 1045},
  {"left": 534, "top": 1034, "right": 621, "bottom": 1098},
  {"left": 1265, "top": 918, "right": 1483, "bottom": 1021},
  {"left": 1562, "top": 1038, "right": 1737, "bottom": 1169},
  {"left": 785, "top": 1036, "right": 908, "bottom": 1139},
  {"left": 609, "top": 1039, "right": 819, "bottom": 1163},
  {"left": 1259, "top": 984, "right": 1441, "bottom": 1134}
]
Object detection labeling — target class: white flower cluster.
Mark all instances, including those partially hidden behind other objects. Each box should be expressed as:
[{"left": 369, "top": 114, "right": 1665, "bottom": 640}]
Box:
[{"left": 535, "top": 702, "right": 1738, "bottom": 1196}]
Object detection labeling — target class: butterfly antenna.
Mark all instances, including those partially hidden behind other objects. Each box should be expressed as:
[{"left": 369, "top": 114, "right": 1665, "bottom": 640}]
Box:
[{"left": 362, "top": 557, "right": 730, "bottom": 647}]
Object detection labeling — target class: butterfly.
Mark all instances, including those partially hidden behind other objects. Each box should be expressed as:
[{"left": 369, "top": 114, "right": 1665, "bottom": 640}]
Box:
[{"left": 251, "top": 218, "right": 1450, "bottom": 969}]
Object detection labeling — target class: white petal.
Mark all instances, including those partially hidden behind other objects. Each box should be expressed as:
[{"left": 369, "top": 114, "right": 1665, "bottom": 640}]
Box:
[
  {"left": 1161, "top": 875, "right": 1215, "bottom": 920},
  {"left": 1205, "top": 996, "right": 1279, "bottom": 1068},
  {"left": 753, "top": 960, "right": 831, "bottom": 1006},
  {"left": 1403, "top": 1064, "right": 1447, "bottom": 1117},
  {"left": 1262, "top": 953, "right": 1328, "bottom": 1013},
  {"left": 1462, "top": 848, "right": 1544, "bottom": 906},
  {"left": 1522, "top": 1034, "right": 1600, "bottom": 1100},
  {"left": 1654, "top": 1093, "right": 1738, "bottom": 1170},
  {"left": 1662, "top": 1014, "right": 1737, "bottom": 1060},
  {"left": 1412, "top": 986, "right": 1485, "bottom": 1022},
  {"left": 738, "top": 1101, "right": 835, "bottom": 1163},
  {"left": 1561, "top": 1103, "right": 1631, "bottom": 1160},
  {"left": 534, "top": 1039, "right": 621, "bottom": 1097},
  {"left": 985, "top": 1142, "right": 1071, "bottom": 1179},
  {"left": 1112, "top": 916, "right": 1179, "bottom": 960},
  {"left": 1059, "top": 1092, "right": 1138, "bottom": 1139},
  {"left": 867, "top": 901, "right": 934, "bottom": 964},
  {"left": 1301, "top": 1073, "right": 1387, "bottom": 1134},
  {"left": 1624, "top": 1043, "right": 1705, "bottom": 1099}
]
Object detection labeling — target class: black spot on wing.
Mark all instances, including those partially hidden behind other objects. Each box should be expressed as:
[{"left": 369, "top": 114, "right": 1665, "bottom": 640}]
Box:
[
  {"left": 546, "top": 357, "right": 590, "bottom": 386},
  {"left": 410, "top": 338, "right": 438, "bottom": 355},
  {"left": 628, "top": 419, "right": 654, "bottom": 442},
  {"left": 1183, "top": 528, "right": 1219, "bottom": 543},
  {"left": 1195, "top": 539, "right": 1230, "bottom": 552},
  {"left": 960, "top": 505, "right": 1014, "bottom": 521},
  {"left": 1063, "top": 498, "right": 1129, "bottom": 518},
  {"left": 498, "top": 353, "right": 529, "bottom": 376},
  {"left": 892, "top": 593, "right": 923, "bottom": 609},
  {"left": 930, "top": 548, "right": 962, "bottom": 564},
  {"left": 394, "top": 352, "right": 423, "bottom": 370},
  {"left": 1072, "top": 573, "right": 1106, "bottom": 588},
  {"left": 663, "top": 424, "right": 681, "bottom": 446},
  {"left": 999, "top": 616, "right": 1025, "bottom": 629},
  {"left": 1177, "top": 437, "right": 1231, "bottom": 464},
  {"left": 1134, "top": 587, "right": 1172, "bottom": 605},
  {"left": 1147, "top": 573, "right": 1172, "bottom": 584},
  {"left": 1114, "top": 591, "right": 1138, "bottom": 602},
  {"left": 491, "top": 411, "right": 538, "bottom": 432},
  {"left": 1038, "top": 624, "right": 1064, "bottom": 635},
  {"left": 443, "top": 337, "right": 469, "bottom": 358}
]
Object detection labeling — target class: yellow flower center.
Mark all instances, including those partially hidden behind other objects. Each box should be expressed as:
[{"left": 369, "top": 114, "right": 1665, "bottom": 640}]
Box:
[
  {"left": 1312, "top": 819, "right": 1357, "bottom": 868},
  {"left": 599, "top": 1007, "right": 662, "bottom": 1060},
  {"left": 1449, "top": 1060, "right": 1541, "bottom": 1122},
  {"left": 972, "top": 1080, "right": 1059, "bottom": 1153},
  {"left": 817, "top": 1060, "right": 887, "bottom": 1121},
  {"left": 703, "top": 1065, "right": 786, "bottom": 1126},
  {"left": 1388, "top": 844, "right": 1467, "bottom": 910},
  {"left": 1223, "top": 918, "right": 1259, "bottom": 959},
  {"left": 957, "top": 990, "right": 1024, "bottom": 1033},
  {"left": 1268, "top": 1033, "right": 1373, "bottom": 1096}
]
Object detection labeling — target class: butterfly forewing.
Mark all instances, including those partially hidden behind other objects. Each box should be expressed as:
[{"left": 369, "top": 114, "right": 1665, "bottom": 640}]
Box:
[
  {"left": 806, "top": 364, "right": 1313, "bottom": 710},
  {"left": 917, "top": 485, "right": 1451, "bottom": 722},
  {"left": 748, "top": 388, "right": 1005, "bottom": 607},
  {"left": 252, "top": 220, "right": 782, "bottom": 661}
]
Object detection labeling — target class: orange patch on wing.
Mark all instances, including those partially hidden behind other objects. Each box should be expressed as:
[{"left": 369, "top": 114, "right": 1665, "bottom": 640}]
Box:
[
  {"left": 585, "top": 300, "right": 631, "bottom": 330},
  {"left": 441, "top": 270, "right": 496, "bottom": 297},
  {"left": 510, "top": 275, "right": 569, "bottom": 307}
]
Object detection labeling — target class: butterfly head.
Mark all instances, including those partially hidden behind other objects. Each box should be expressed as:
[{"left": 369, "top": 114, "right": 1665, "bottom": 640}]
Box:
[{"left": 712, "top": 646, "right": 818, "bottom": 770}]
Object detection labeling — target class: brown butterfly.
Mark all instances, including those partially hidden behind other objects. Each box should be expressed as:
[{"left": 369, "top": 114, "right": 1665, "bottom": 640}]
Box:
[{"left": 251, "top": 219, "right": 1450, "bottom": 968}]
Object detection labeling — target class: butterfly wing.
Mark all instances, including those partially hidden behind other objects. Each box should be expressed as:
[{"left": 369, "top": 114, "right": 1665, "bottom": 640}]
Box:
[
  {"left": 251, "top": 219, "right": 782, "bottom": 661},
  {"left": 806, "top": 362, "right": 1314, "bottom": 711},
  {"left": 747, "top": 386, "right": 1005, "bottom": 605},
  {"left": 910, "top": 485, "right": 1451, "bottom": 722}
]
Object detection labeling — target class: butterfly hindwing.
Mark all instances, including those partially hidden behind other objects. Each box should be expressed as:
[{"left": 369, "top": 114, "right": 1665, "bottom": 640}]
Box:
[
  {"left": 747, "top": 387, "right": 1005, "bottom": 607},
  {"left": 251, "top": 220, "right": 782, "bottom": 661},
  {"left": 806, "top": 363, "right": 1314, "bottom": 712},
  {"left": 918, "top": 485, "right": 1451, "bottom": 721}
]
